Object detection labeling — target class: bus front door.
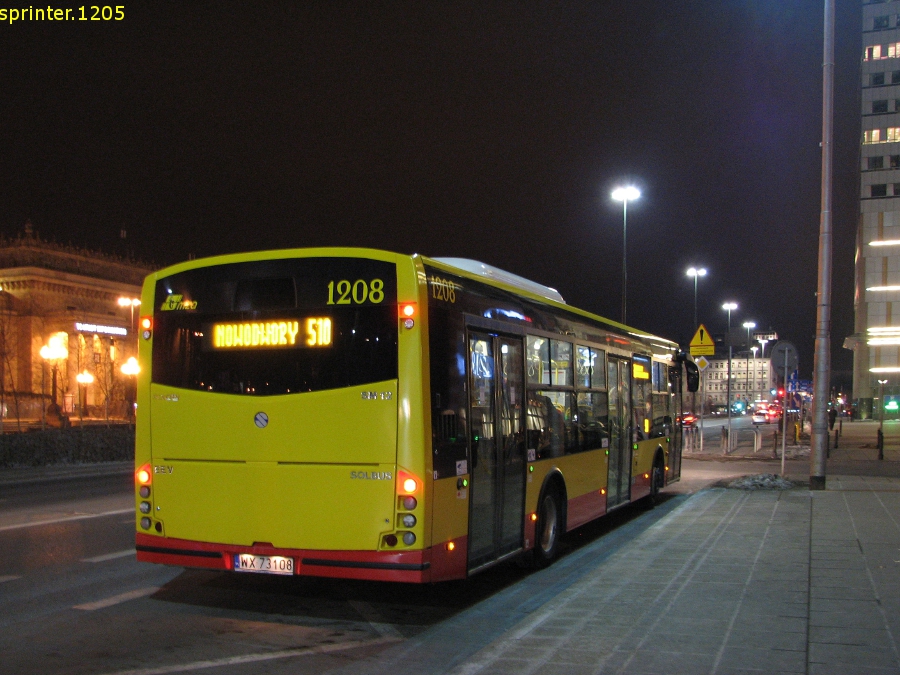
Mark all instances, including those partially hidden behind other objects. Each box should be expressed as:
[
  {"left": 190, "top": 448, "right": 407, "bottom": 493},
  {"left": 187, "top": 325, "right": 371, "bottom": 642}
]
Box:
[
  {"left": 466, "top": 332, "right": 526, "bottom": 572},
  {"left": 607, "top": 357, "right": 632, "bottom": 509}
]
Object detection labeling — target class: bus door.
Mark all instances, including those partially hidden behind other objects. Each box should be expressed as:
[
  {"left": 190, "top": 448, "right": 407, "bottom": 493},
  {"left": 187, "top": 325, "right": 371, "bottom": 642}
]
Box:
[
  {"left": 466, "top": 331, "right": 526, "bottom": 571},
  {"left": 669, "top": 364, "right": 684, "bottom": 481},
  {"left": 606, "top": 356, "right": 632, "bottom": 509}
]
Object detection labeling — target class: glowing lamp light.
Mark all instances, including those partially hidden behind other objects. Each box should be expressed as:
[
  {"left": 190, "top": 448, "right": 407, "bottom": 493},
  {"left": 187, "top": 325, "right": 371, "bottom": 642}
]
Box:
[
  {"left": 400, "top": 303, "right": 416, "bottom": 318},
  {"left": 447, "top": 541, "right": 456, "bottom": 552},
  {"left": 136, "top": 466, "right": 151, "bottom": 485},
  {"left": 530, "top": 513, "right": 538, "bottom": 522},
  {"left": 121, "top": 356, "right": 140, "bottom": 376},
  {"left": 402, "top": 477, "right": 417, "bottom": 493}
]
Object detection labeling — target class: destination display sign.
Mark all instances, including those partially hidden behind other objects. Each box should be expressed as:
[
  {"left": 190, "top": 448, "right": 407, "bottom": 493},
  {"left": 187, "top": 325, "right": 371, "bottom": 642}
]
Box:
[{"left": 210, "top": 318, "right": 332, "bottom": 349}]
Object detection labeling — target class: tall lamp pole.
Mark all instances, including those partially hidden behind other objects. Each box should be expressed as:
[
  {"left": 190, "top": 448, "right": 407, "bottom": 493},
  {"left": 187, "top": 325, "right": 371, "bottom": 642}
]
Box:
[
  {"left": 743, "top": 321, "right": 756, "bottom": 409},
  {"left": 810, "top": 0, "right": 835, "bottom": 490},
  {"left": 612, "top": 186, "right": 640, "bottom": 325},
  {"left": 686, "top": 267, "right": 707, "bottom": 329},
  {"left": 723, "top": 302, "right": 738, "bottom": 452}
]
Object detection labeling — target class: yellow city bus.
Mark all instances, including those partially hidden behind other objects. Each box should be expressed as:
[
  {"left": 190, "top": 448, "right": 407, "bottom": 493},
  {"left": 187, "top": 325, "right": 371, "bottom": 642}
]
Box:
[{"left": 134, "top": 248, "right": 697, "bottom": 582}]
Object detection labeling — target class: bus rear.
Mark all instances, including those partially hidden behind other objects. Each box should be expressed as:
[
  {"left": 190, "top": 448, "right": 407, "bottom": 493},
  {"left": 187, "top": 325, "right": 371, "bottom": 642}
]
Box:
[{"left": 134, "top": 249, "right": 432, "bottom": 582}]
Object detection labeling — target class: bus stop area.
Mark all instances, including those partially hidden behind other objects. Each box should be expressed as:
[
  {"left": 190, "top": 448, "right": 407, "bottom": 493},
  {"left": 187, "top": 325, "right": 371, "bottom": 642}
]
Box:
[{"left": 347, "top": 420, "right": 900, "bottom": 675}]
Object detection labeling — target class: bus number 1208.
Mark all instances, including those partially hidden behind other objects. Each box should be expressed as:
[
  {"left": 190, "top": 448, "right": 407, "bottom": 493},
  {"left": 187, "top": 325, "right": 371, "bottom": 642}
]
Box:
[{"left": 327, "top": 279, "right": 385, "bottom": 305}]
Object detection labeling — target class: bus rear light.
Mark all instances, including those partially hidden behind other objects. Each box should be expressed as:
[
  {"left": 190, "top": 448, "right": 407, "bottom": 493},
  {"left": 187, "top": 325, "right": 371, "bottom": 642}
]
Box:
[
  {"left": 139, "top": 486, "right": 150, "bottom": 499},
  {"left": 140, "top": 316, "right": 152, "bottom": 340},
  {"left": 139, "top": 502, "right": 151, "bottom": 514},
  {"left": 402, "top": 532, "right": 416, "bottom": 546},
  {"left": 644, "top": 473, "right": 650, "bottom": 480},
  {"left": 403, "top": 496, "right": 417, "bottom": 510},
  {"left": 402, "top": 514, "right": 416, "bottom": 528},
  {"left": 136, "top": 465, "right": 151, "bottom": 485},
  {"left": 447, "top": 541, "right": 455, "bottom": 551},
  {"left": 530, "top": 513, "right": 537, "bottom": 522},
  {"left": 399, "top": 303, "right": 416, "bottom": 329},
  {"left": 140, "top": 517, "right": 152, "bottom": 530},
  {"left": 384, "top": 534, "right": 398, "bottom": 547},
  {"left": 397, "top": 471, "right": 419, "bottom": 495}
]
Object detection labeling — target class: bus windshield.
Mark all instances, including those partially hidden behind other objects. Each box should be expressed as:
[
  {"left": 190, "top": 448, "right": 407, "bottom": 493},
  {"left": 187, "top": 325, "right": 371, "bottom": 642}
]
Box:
[{"left": 151, "top": 257, "right": 398, "bottom": 395}]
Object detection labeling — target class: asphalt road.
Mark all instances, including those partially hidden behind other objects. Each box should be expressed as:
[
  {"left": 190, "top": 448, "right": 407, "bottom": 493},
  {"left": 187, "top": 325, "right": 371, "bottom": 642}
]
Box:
[{"left": 0, "top": 465, "right": 746, "bottom": 675}]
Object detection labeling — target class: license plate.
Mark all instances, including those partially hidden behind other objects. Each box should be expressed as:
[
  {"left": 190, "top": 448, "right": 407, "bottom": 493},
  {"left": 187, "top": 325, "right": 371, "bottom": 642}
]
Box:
[{"left": 233, "top": 554, "right": 294, "bottom": 575}]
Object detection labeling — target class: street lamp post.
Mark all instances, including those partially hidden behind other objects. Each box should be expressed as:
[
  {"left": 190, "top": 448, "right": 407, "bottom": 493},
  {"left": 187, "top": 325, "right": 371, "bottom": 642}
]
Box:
[
  {"left": 743, "top": 321, "right": 756, "bottom": 409},
  {"left": 121, "top": 356, "right": 140, "bottom": 420},
  {"left": 878, "top": 379, "right": 888, "bottom": 460},
  {"left": 39, "top": 332, "right": 68, "bottom": 424},
  {"left": 723, "top": 302, "right": 738, "bottom": 453},
  {"left": 686, "top": 267, "right": 707, "bottom": 330},
  {"left": 612, "top": 186, "right": 640, "bottom": 325},
  {"left": 751, "top": 346, "right": 759, "bottom": 404},
  {"left": 76, "top": 370, "right": 94, "bottom": 426}
]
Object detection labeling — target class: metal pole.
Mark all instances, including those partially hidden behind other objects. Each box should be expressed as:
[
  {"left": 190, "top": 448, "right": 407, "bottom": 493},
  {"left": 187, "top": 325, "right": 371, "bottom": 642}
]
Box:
[
  {"left": 782, "top": 347, "right": 789, "bottom": 476},
  {"left": 810, "top": 0, "right": 834, "bottom": 490},
  {"left": 621, "top": 199, "right": 627, "bottom": 325}
]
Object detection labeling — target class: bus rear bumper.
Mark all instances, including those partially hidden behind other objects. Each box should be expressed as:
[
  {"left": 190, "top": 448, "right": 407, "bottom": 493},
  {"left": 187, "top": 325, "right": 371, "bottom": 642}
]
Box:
[{"left": 135, "top": 533, "right": 465, "bottom": 583}]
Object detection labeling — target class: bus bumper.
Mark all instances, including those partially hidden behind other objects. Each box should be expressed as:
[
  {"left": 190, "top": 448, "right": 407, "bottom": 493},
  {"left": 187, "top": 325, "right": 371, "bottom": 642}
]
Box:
[{"left": 135, "top": 533, "right": 465, "bottom": 583}]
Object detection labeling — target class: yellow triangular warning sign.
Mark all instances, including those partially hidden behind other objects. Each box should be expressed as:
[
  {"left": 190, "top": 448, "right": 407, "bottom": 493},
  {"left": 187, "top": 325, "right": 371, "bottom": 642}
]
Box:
[{"left": 689, "top": 324, "right": 715, "bottom": 356}]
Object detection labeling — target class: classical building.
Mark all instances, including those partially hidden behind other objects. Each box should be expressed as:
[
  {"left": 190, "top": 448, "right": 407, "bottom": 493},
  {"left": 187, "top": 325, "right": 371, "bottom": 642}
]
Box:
[
  {"left": 0, "top": 227, "right": 156, "bottom": 425},
  {"left": 851, "top": 1, "right": 900, "bottom": 418},
  {"left": 699, "top": 353, "right": 779, "bottom": 412}
]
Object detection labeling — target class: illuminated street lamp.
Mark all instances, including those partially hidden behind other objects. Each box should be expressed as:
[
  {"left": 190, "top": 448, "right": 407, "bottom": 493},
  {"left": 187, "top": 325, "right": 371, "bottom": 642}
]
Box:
[
  {"left": 878, "top": 378, "right": 888, "bottom": 460},
  {"left": 121, "top": 356, "right": 140, "bottom": 420},
  {"left": 686, "top": 267, "right": 707, "bottom": 329},
  {"left": 611, "top": 185, "right": 640, "bottom": 325},
  {"left": 76, "top": 370, "right": 94, "bottom": 424},
  {"left": 722, "top": 302, "right": 738, "bottom": 451},
  {"left": 751, "top": 345, "right": 759, "bottom": 403},
  {"left": 743, "top": 321, "right": 756, "bottom": 407},
  {"left": 40, "top": 332, "right": 68, "bottom": 419}
]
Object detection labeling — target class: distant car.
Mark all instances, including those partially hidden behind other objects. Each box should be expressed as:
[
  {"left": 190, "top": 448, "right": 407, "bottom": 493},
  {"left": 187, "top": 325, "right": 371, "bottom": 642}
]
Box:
[
  {"left": 677, "top": 413, "right": 697, "bottom": 427},
  {"left": 752, "top": 407, "right": 768, "bottom": 424}
]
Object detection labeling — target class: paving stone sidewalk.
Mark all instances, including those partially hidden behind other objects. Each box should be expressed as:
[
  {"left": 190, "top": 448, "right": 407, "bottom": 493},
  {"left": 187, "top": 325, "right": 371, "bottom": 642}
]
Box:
[{"left": 346, "top": 474, "right": 900, "bottom": 675}]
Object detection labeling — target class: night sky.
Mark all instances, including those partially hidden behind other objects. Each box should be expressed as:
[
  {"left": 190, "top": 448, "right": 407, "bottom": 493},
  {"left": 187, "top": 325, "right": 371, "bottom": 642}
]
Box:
[{"left": 0, "top": 1, "right": 863, "bottom": 382}]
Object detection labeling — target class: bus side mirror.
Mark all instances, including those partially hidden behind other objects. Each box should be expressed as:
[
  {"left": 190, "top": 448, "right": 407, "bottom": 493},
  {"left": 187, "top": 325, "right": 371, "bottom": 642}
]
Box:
[{"left": 685, "top": 360, "right": 700, "bottom": 393}]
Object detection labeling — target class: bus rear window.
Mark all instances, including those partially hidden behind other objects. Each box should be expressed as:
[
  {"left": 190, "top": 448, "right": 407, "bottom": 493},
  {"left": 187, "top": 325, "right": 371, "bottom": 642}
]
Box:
[{"left": 151, "top": 257, "right": 398, "bottom": 395}]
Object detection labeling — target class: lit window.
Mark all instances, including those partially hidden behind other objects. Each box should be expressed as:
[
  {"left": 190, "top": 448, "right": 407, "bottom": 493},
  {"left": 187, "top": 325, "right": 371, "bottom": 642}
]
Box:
[
  {"left": 889, "top": 127, "right": 900, "bottom": 141},
  {"left": 865, "top": 129, "right": 883, "bottom": 144},
  {"left": 890, "top": 42, "right": 900, "bottom": 58}
]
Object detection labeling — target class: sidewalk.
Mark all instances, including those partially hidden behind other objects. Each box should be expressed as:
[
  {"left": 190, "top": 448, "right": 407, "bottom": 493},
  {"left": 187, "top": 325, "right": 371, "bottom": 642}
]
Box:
[{"left": 344, "top": 439, "right": 900, "bottom": 675}]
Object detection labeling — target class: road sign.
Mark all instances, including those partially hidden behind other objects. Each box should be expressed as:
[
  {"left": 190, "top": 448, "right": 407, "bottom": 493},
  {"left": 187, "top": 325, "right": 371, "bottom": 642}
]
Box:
[
  {"left": 694, "top": 355, "right": 710, "bottom": 370},
  {"left": 689, "top": 324, "right": 715, "bottom": 356},
  {"left": 771, "top": 341, "right": 798, "bottom": 377}
]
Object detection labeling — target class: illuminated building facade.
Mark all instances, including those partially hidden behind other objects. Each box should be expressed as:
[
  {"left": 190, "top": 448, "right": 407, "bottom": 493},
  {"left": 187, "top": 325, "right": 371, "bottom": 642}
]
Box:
[
  {"left": 0, "top": 228, "right": 155, "bottom": 424},
  {"left": 851, "top": 0, "right": 900, "bottom": 417}
]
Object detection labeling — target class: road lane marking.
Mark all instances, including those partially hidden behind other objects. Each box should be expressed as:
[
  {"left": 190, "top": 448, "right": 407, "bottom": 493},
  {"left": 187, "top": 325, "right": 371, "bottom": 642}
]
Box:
[
  {"left": 0, "top": 575, "right": 21, "bottom": 583},
  {"left": 94, "top": 635, "right": 402, "bottom": 675},
  {"left": 73, "top": 587, "right": 158, "bottom": 611},
  {"left": 0, "top": 508, "right": 133, "bottom": 532},
  {"left": 81, "top": 549, "right": 136, "bottom": 563}
]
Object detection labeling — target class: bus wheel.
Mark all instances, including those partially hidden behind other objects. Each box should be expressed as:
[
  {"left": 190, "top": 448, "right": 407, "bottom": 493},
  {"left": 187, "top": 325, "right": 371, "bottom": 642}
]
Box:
[
  {"left": 647, "top": 456, "right": 665, "bottom": 507},
  {"left": 534, "top": 489, "right": 561, "bottom": 567}
]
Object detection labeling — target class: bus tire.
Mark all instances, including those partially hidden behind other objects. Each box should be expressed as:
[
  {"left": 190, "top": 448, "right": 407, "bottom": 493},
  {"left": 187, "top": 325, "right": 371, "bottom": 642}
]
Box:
[
  {"left": 533, "top": 486, "right": 562, "bottom": 568},
  {"left": 647, "top": 453, "right": 665, "bottom": 507}
]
